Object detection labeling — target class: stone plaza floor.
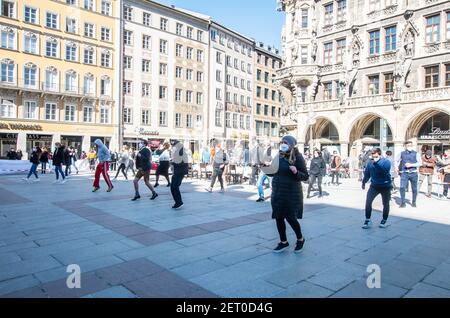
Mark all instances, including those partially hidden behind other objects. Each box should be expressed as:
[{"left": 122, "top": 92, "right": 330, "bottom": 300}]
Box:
[{"left": 0, "top": 171, "right": 450, "bottom": 298}]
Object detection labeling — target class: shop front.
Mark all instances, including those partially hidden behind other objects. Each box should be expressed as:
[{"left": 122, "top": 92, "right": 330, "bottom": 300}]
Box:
[
  {"left": 61, "top": 136, "right": 83, "bottom": 154},
  {"left": 417, "top": 112, "right": 450, "bottom": 155},
  {"left": 0, "top": 133, "right": 18, "bottom": 159},
  {"left": 26, "top": 134, "right": 53, "bottom": 157}
]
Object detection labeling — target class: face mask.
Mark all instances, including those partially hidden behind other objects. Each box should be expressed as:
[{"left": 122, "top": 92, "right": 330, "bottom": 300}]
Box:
[
  {"left": 139, "top": 143, "right": 144, "bottom": 149},
  {"left": 373, "top": 157, "right": 380, "bottom": 162},
  {"left": 407, "top": 147, "right": 413, "bottom": 152},
  {"left": 314, "top": 154, "right": 319, "bottom": 158},
  {"left": 280, "top": 144, "right": 290, "bottom": 153}
]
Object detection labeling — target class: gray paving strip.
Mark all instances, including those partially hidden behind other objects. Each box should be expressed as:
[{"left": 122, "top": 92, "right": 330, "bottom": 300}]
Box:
[{"left": 0, "top": 188, "right": 31, "bottom": 205}]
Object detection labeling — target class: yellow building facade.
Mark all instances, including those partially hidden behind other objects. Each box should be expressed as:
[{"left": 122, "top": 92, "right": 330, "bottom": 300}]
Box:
[{"left": 0, "top": 0, "right": 119, "bottom": 158}]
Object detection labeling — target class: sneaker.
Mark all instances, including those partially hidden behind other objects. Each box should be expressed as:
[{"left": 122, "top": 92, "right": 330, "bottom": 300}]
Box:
[
  {"left": 205, "top": 188, "right": 212, "bottom": 193},
  {"left": 107, "top": 186, "right": 114, "bottom": 192},
  {"left": 318, "top": 194, "right": 323, "bottom": 198},
  {"left": 150, "top": 193, "right": 158, "bottom": 200},
  {"left": 60, "top": 179, "right": 67, "bottom": 184},
  {"left": 167, "top": 183, "right": 171, "bottom": 187},
  {"left": 22, "top": 178, "right": 29, "bottom": 182},
  {"left": 172, "top": 203, "right": 184, "bottom": 210},
  {"left": 34, "top": 178, "right": 40, "bottom": 182},
  {"left": 256, "top": 198, "right": 265, "bottom": 203},
  {"left": 399, "top": 203, "right": 406, "bottom": 208},
  {"left": 92, "top": 187, "right": 100, "bottom": 192},
  {"left": 131, "top": 195, "right": 141, "bottom": 201},
  {"left": 294, "top": 239, "right": 305, "bottom": 254},
  {"left": 219, "top": 188, "right": 225, "bottom": 193},
  {"left": 53, "top": 180, "right": 60, "bottom": 184},
  {"left": 154, "top": 183, "right": 159, "bottom": 188},
  {"left": 379, "top": 219, "right": 388, "bottom": 228},
  {"left": 362, "top": 220, "right": 372, "bottom": 229},
  {"left": 273, "top": 242, "right": 289, "bottom": 253},
  {"left": 306, "top": 195, "right": 311, "bottom": 199},
  {"left": 412, "top": 202, "right": 417, "bottom": 208}
]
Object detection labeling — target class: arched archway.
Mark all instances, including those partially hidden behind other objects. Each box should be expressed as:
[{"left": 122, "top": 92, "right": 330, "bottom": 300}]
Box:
[{"left": 304, "top": 116, "right": 341, "bottom": 151}]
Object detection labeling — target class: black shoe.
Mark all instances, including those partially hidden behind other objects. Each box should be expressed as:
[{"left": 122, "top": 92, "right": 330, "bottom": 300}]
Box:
[
  {"left": 172, "top": 203, "right": 183, "bottom": 209},
  {"left": 362, "top": 219, "right": 372, "bottom": 229},
  {"left": 306, "top": 194, "right": 311, "bottom": 199},
  {"left": 154, "top": 183, "right": 159, "bottom": 188},
  {"left": 167, "top": 183, "right": 171, "bottom": 187},
  {"left": 150, "top": 193, "right": 158, "bottom": 200},
  {"left": 399, "top": 203, "right": 406, "bottom": 208},
  {"left": 294, "top": 239, "right": 305, "bottom": 253},
  {"left": 256, "top": 198, "right": 264, "bottom": 202},
  {"left": 412, "top": 202, "right": 417, "bottom": 208},
  {"left": 131, "top": 195, "right": 141, "bottom": 201},
  {"left": 318, "top": 194, "right": 323, "bottom": 198},
  {"left": 274, "top": 242, "right": 289, "bottom": 253},
  {"left": 92, "top": 187, "right": 100, "bottom": 192}
]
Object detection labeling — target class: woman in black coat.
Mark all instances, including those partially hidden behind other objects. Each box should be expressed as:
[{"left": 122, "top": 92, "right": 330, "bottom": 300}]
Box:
[
  {"left": 263, "top": 135, "right": 309, "bottom": 254},
  {"left": 307, "top": 149, "right": 327, "bottom": 198}
]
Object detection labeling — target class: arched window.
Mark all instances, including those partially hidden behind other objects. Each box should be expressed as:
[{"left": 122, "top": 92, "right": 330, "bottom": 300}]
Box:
[
  {"left": 23, "top": 62, "right": 37, "bottom": 87},
  {"left": 0, "top": 26, "right": 16, "bottom": 50},
  {"left": 45, "top": 66, "right": 58, "bottom": 91},
  {"left": 1, "top": 58, "right": 15, "bottom": 83},
  {"left": 84, "top": 73, "right": 95, "bottom": 95},
  {"left": 65, "top": 70, "right": 77, "bottom": 92},
  {"left": 24, "top": 32, "right": 38, "bottom": 54}
]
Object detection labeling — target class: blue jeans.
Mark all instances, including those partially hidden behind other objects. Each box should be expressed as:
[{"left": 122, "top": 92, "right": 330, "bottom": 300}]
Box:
[
  {"left": 400, "top": 172, "right": 418, "bottom": 204},
  {"left": 257, "top": 172, "right": 271, "bottom": 199},
  {"left": 55, "top": 164, "right": 65, "bottom": 180},
  {"left": 27, "top": 163, "right": 39, "bottom": 179}
]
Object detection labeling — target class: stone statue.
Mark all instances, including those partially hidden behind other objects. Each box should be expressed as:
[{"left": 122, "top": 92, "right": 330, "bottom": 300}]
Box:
[
  {"left": 311, "top": 31, "right": 318, "bottom": 62},
  {"left": 352, "top": 42, "right": 360, "bottom": 67},
  {"left": 404, "top": 30, "right": 415, "bottom": 57},
  {"left": 338, "top": 71, "right": 348, "bottom": 105},
  {"left": 291, "top": 45, "right": 299, "bottom": 63},
  {"left": 310, "top": 74, "right": 320, "bottom": 101}
]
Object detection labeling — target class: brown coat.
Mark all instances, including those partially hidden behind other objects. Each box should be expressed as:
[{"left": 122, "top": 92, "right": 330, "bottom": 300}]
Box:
[
  {"left": 419, "top": 155, "right": 436, "bottom": 175},
  {"left": 330, "top": 155, "right": 342, "bottom": 169}
]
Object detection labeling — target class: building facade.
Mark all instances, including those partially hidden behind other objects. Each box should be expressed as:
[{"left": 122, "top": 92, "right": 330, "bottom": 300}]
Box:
[
  {"left": 276, "top": 0, "right": 450, "bottom": 159},
  {"left": 121, "top": 0, "right": 209, "bottom": 152},
  {"left": 0, "top": 0, "right": 120, "bottom": 158},
  {"left": 254, "top": 42, "right": 282, "bottom": 145}
]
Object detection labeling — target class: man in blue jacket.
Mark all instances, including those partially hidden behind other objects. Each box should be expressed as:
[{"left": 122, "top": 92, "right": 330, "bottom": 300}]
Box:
[{"left": 362, "top": 148, "right": 392, "bottom": 229}]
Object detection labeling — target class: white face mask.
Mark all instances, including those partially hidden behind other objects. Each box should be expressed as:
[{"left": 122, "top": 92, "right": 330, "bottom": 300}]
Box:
[
  {"left": 407, "top": 146, "right": 413, "bottom": 152},
  {"left": 373, "top": 157, "right": 380, "bottom": 162},
  {"left": 280, "top": 144, "right": 290, "bottom": 153}
]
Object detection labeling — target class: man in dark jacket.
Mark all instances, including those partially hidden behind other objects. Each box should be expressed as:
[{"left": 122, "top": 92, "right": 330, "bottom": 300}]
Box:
[
  {"left": 52, "top": 143, "right": 66, "bottom": 184},
  {"left": 23, "top": 147, "right": 42, "bottom": 182},
  {"left": 6, "top": 148, "right": 18, "bottom": 160},
  {"left": 132, "top": 140, "right": 158, "bottom": 201},
  {"left": 362, "top": 148, "right": 392, "bottom": 229},
  {"left": 170, "top": 139, "right": 189, "bottom": 209},
  {"left": 307, "top": 149, "right": 327, "bottom": 198},
  {"left": 64, "top": 147, "right": 72, "bottom": 176}
]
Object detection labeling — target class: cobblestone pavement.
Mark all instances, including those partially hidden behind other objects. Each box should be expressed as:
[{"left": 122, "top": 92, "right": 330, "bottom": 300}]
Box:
[{"left": 1, "top": 172, "right": 450, "bottom": 298}]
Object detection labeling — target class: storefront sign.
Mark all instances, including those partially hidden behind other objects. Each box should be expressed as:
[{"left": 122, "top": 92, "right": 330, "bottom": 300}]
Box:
[
  {"left": 137, "top": 128, "right": 160, "bottom": 136},
  {"left": 419, "top": 128, "right": 450, "bottom": 141},
  {"left": 0, "top": 122, "right": 43, "bottom": 131}
]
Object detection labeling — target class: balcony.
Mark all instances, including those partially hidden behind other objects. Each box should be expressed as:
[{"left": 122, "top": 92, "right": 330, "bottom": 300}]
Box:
[{"left": 275, "top": 65, "right": 319, "bottom": 89}]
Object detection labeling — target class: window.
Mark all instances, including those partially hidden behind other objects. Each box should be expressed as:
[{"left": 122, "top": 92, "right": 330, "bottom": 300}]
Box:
[
  {"left": 426, "top": 15, "right": 440, "bottom": 43},
  {"left": 241, "top": 95, "right": 245, "bottom": 106},
  {"left": 123, "top": 108, "right": 132, "bottom": 124},
  {"left": 160, "top": 18, "right": 168, "bottom": 31},
  {"left": 234, "top": 77, "right": 238, "bottom": 88},
  {"left": 301, "top": 9, "right": 308, "bottom": 28},
  {"left": 187, "top": 27, "right": 193, "bottom": 39},
  {"left": 101, "top": 1, "right": 111, "bottom": 16},
  {"left": 24, "top": 101, "right": 37, "bottom": 119},
  {"left": 446, "top": 64, "right": 450, "bottom": 86},
  {"left": 124, "top": 30, "right": 133, "bottom": 46},
  {"left": 159, "top": 63, "right": 167, "bottom": 76},
  {"left": 241, "top": 79, "right": 245, "bottom": 89},
  {"left": 384, "top": 73, "right": 393, "bottom": 93},
  {"left": 225, "top": 113, "right": 231, "bottom": 128},
  {"left": 101, "top": 77, "right": 111, "bottom": 96},
  {"left": 385, "top": 0, "right": 397, "bottom": 6},
  {"left": 256, "top": 86, "right": 261, "bottom": 98},
  {"left": 385, "top": 26, "right": 396, "bottom": 52},
  {"left": 369, "top": 30, "right": 380, "bottom": 55},
  {"left": 216, "top": 52, "right": 223, "bottom": 64},
  {"left": 197, "top": 30, "right": 203, "bottom": 42},
  {"left": 368, "top": 75, "right": 380, "bottom": 95},
  {"left": 247, "top": 81, "right": 251, "bottom": 91},
  {"left": 369, "top": 0, "right": 381, "bottom": 12},
  {"left": 257, "top": 70, "right": 262, "bottom": 81},
  {"left": 264, "top": 105, "right": 269, "bottom": 116},
  {"left": 197, "top": 71, "right": 203, "bottom": 82},
  {"left": 247, "top": 96, "right": 251, "bottom": 107},
  {"left": 175, "top": 113, "right": 181, "bottom": 127},
  {"left": 210, "top": 29, "right": 217, "bottom": 41},
  {"left": 46, "top": 12, "right": 58, "bottom": 29},
  {"left": 336, "top": 39, "right": 346, "bottom": 63},
  {"left": 141, "top": 109, "right": 150, "bottom": 125},
  {"left": 142, "top": 83, "right": 150, "bottom": 97},
  {"left": 45, "top": 67, "right": 57, "bottom": 91},
  {"left": 239, "top": 115, "right": 244, "bottom": 129},
  {"left": 65, "top": 105, "right": 76, "bottom": 122},
  {"left": 65, "top": 43, "right": 77, "bottom": 61},
  {"left": 142, "top": 35, "right": 151, "bottom": 50},
  {"left": 447, "top": 12, "right": 450, "bottom": 40},
  {"left": 142, "top": 60, "right": 151, "bottom": 73},
  {"left": 197, "top": 50, "right": 203, "bottom": 62},
  {"left": 324, "top": 42, "right": 333, "bottom": 64},
  {"left": 100, "top": 106, "right": 109, "bottom": 124},
  {"left": 24, "top": 33, "right": 38, "bottom": 54},
  {"left": 24, "top": 64, "right": 37, "bottom": 87},
  {"left": 123, "top": 81, "right": 132, "bottom": 95},
  {"left": 186, "top": 114, "right": 193, "bottom": 128},
  {"left": 264, "top": 72, "right": 269, "bottom": 83},
  {"left": 84, "top": 0, "right": 94, "bottom": 11},
  {"left": 216, "top": 88, "right": 222, "bottom": 100},
  {"left": 176, "top": 23, "right": 183, "bottom": 36},
  {"left": 82, "top": 75, "right": 94, "bottom": 96},
  {"left": 176, "top": 44, "right": 182, "bottom": 57},
  {"left": 175, "top": 88, "right": 182, "bottom": 102},
  {"left": 216, "top": 70, "right": 222, "bottom": 82},
  {"left": 232, "top": 114, "right": 238, "bottom": 128},
  {"left": 123, "top": 6, "right": 132, "bottom": 21},
  {"left": 337, "top": 0, "right": 346, "bottom": 22},
  {"left": 65, "top": 72, "right": 77, "bottom": 92},
  {"left": 1, "top": 29, "right": 15, "bottom": 49},
  {"left": 324, "top": 3, "right": 333, "bottom": 26},
  {"left": 1, "top": 60, "right": 14, "bottom": 83},
  {"left": 159, "top": 111, "right": 167, "bottom": 126},
  {"left": 83, "top": 104, "right": 93, "bottom": 123},
  {"left": 123, "top": 56, "right": 132, "bottom": 69},
  {"left": 143, "top": 12, "right": 151, "bottom": 26},
  {"left": 46, "top": 38, "right": 57, "bottom": 57},
  {"left": 45, "top": 103, "right": 57, "bottom": 121},
  {"left": 101, "top": 27, "right": 111, "bottom": 41},
  {"left": 323, "top": 82, "right": 332, "bottom": 100},
  {"left": 425, "top": 65, "right": 439, "bottom": 88},
  {"left": 25, "top": 7, "right": 38, "bottom": 24},
  {"left": 101, "top": 51, "right": 111, "bottom": 67},
  {"left": 187, "top": 47, "right": 193, "bottom": 59},
  {"left": 2, "top": 1, "right": 15, "bottom": 18},
  {"left": 197, "top": 92, "right": 203, "bottom": 105},
  {"left": 248, "top": 63, "right": 252, "bottom": 74},
  {"left": 186, "top": 69, "right": 193, "bottom": 80},
  {"left": 301, "top": 46, "right": 308, "bottom": 64},
  {"left": 175, "top": 67, "right": 182, "bottom": 78},
  {"left": 160, "top": 39, "right": 167, "bottom": 54},
  {"left": 66, "top": 18, "right": 77, "bottom": 33},
  {"left": 234, "top": 58, "right": 238, "bottom": 69},
  {"left": 84, "top": 23, "right": 95, "bottom": 38},
  {"left": 81, "top": 47, "right": 94, "bottom": 65},
  {"left": 159, "top": 86, "right": 167, "bottom": 99}
]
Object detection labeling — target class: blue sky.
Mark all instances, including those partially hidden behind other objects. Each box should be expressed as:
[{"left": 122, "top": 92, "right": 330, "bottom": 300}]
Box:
[{"left": 155, "top": 0, "right": 285, "bottom": 48}]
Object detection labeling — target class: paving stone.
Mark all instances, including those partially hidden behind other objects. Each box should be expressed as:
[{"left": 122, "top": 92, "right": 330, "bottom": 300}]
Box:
[
  {"left": 210, "top": 245, "right": 272, "bottom": 266},
  {"left": 17, "top": 239, "right": 96, "bottom": 260},
  {"left": 379, "top": 259, "right": 434, "bottom": 289},
  {"left": 306, "top": 262, "right": 366, "bottom": 291},
  {"left": 331, "top": 280, "right": 408, "bottom": 298},
  {"left": 397, "top": 245, "right": 450, "bottom": 268},
  {"left": 273, "top": 281, "right": 334, "bottom": 298},
  {"left": 3, "top": 286, "right": 47, "bottom": 298},
  {"left": 164, "top": 226, "right": 210, "bottom": 240},
  {"left": 347, "top": 247, "right": 401, "bottom": 267},
  {"left": 116, "top": 241, "right": 185, "bottom": 261},
  {"left": 86, "top": 286, "right": 137, "bottom": 298},
  {"left": 127, "top": 232, "right": 174, "bottom": 246},
  {"left": 215, "top": 279, "right": 284, "bottom": 298},
  {"left": 0, "top": 252, "right": 21, "bottom": 266},
  {"left": 404, "top": 283, "right": 450, "bottom": 298},
  {"left": 175, "top": 232, "right": 231, "bottom": 247},
  {"left": 172, "top": 259, "right": 226, "bottom": 280},
  {"left": 146, "top": 245, "right": 223, "bottom": 269},
  {"left": 423, "top": 262, "right": 450, "bottom": 290},
  {"left": 0, "top": 256, "right": 61, "bottom": 282},
  {"left": 0, "top": 275, "right": 41, "bottom": 296},
  {"left": 41, "top": 272, "right": 110, "bottom": 298}
]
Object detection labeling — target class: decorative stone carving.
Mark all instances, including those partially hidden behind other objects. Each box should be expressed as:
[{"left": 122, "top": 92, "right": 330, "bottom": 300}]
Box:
[
  {"left": 383, "top": 5, "right": 398, "bottom": 15},
  {"left": 424, "top": 43, "right": 441, "bottom": 53},
  {"left": 338, "top": 70, "right": 348, "bottom": 106},
  {"left": 404, "top": 30, "right": 415, "bottom": 57},
  {"left": 310, "top": 74, "right": 320, "bottom": 101},
  {"left": 367, "top": 56, "right": 380, "bottom": 64},
  {"left": 311, "top": 31, "right": 318, "bottom": 62}
]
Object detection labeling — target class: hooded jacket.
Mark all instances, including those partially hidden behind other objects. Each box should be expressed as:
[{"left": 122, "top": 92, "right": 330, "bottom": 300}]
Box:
[{"left": 94, "top": 139, "right": 111, "bottom": 163}]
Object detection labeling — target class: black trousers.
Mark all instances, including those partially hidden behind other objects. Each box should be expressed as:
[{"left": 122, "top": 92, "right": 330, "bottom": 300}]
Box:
[
  {"left": 331, "top": 170, "right": 339, "bottom": 184},
  {"left": 210, "top": 168, "right": 224, "bottom": 189},
  {"left": 155, "top": 161, "right": 170, "bottom": 184},
  {"left": 171, "top": 173, "right": 185, "bottom": 205},
  {"left": 443, "top": 174, "right": 450, "bottom": 196},
  {"left": 276, "top": 217, "right": 303, "bottom": 242},
  {"left": 365, "top": 185, "right": 391, "bottom": 220},
  {"left": 114, "top": 163, "right": 128, "bottom": 179},
  {"left": 307, "top": 175, "right": 323, "bottom": 195}
]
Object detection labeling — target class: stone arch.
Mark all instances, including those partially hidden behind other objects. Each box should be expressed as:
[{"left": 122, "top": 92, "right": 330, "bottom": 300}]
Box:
[
  {"left": 300, "top": 114, "right": 343, "bottom": 145},
  {"left": 402, "top": 105, "right": 450, "bottom": 142},
  {"left": 344, "top": 109, "right": 396, "bottom": 143}
]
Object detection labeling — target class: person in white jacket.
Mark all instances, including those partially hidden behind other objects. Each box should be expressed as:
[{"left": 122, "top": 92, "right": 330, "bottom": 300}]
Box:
[{"left": 113, "top": 146, "right": 130, "bottom": 181}]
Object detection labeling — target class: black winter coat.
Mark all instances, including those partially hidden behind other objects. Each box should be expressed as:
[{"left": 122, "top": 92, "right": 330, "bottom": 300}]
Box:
[
  {"left": 136, "top": 148, "right": 152, "bottom": 171},
  {"left": 309, "top": 157, "right": 326, "bottom": 176},
  {"left": 269, "top": 154, "right": 309, "bottom": 219},
  {"left": 52, "top": 147, "right": 65, "bottom": 166},
  {"left": 63, "top": 149, "right": 71, "bottom": 165},
  {"left": 30, "top": 152, "right": 40, "bottom": 164},
  {"left": 39, "top": 152, "right": 49, "bottom": 163}
]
